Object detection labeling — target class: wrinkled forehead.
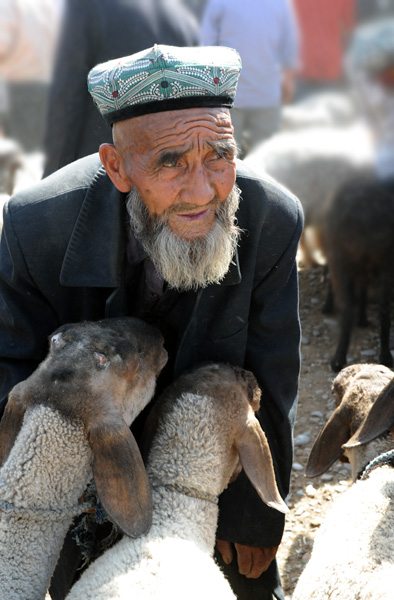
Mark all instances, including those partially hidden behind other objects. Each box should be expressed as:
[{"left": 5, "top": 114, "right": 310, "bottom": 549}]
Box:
[{"left": 113, "top": 107, "right": 234, "bottom": 152}]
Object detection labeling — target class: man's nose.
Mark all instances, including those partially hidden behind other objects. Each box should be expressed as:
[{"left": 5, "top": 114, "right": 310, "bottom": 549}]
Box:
[{"left": 179, "top": 164, "right": 215, "bottom": 205}]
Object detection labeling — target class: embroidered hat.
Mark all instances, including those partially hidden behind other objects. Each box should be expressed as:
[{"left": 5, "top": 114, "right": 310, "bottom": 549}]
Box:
[{"left": 87, "top": 44, "right": 242, "bottom": 125}]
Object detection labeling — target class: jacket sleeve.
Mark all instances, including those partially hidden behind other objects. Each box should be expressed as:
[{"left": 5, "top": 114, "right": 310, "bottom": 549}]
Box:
[
  {"left": 217, "top": 182, "right": 303, "bottom": 548},
  {"left": 0, "top": 201, "right": 59, "bottom": 416}
]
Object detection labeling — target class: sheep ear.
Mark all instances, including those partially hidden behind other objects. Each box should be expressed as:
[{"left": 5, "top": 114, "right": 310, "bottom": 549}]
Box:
[
  {"left": 305, "top": 405, "right": 351, "bottom": 477},
  {"left": 0, "top": 384, "right": 28, "bottom": 466},
  {"left": 236, "top": 415, "right": 288, "bottom": 514},
  {"left": 89, "top": 419, "right": 153, "bottom": 538},
  {"left": 344, "top": 379, "right": 394, "bottom": 448}
]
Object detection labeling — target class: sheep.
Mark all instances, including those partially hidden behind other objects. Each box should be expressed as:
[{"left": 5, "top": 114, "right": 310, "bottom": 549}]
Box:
[
  {"left": 292, "top": 363, "right": 394, "bottom": 600},
  {"left": 280, "top": 90, "right": 357, "bottom": 132},
  {"left": 244, "top": 122, "right": 374, "bottom": 267},
  {"left": 319, "top": 175, "right": 394, "bottom": 372},
  {"left": 305, "top": 363, "right": 394, "bottom": 482},
  {"left": 0, "top": 316, "right": 168, "bottom": 600},
  {"left": 65, "top": 362, "right": 289, "bottom": 600}
]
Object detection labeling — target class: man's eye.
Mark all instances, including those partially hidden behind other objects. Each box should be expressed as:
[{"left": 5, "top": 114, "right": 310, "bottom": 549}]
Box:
[
  {"left": 214, "top": 150, "right": 233, "bottom": 161},
  {"left": 162, "top": 157, "right": 180, "bottom": 168}
]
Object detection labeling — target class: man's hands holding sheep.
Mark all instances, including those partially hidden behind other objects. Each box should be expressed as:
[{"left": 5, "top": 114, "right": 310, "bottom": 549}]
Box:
[{"left": 216, "top": 539, "right": 279, "bottom": 578}]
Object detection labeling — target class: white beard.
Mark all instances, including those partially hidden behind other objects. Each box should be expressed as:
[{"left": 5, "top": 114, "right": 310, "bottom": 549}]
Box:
[{"left": 126, "top": 185, "right": 242, "bottom": 292}]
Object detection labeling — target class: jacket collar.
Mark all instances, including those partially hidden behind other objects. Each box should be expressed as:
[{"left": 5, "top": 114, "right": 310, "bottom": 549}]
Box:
[{"left": 60, "top": 164, "right": 241, "bottom": 288}]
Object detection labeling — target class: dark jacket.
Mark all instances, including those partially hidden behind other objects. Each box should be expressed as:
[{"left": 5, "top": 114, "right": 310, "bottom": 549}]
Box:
[
  {"left": 0, "top": 155, "right": 302, "bottom": 552},
  {"left": 43, "top": 0, "right": 199, "bottom": 176}
]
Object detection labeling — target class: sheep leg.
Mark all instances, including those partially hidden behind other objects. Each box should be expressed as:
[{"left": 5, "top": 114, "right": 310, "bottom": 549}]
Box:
[
  {"left": 357, "top": 281, "right": 369, "bottom": 327},
  {"left": 331, "top": 278, "right": 355, "bottom": 372},
  {"left": 378, "top": 273, "right": 393, "bottom": 367},
  {"left": 322, "top": 275, "right": 335, "bottom": 315}
]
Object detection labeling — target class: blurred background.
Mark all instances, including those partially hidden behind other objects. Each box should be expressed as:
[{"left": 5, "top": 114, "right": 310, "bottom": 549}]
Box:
[{"left": 0, "top": 0, "right": 392, "bottom": 191}]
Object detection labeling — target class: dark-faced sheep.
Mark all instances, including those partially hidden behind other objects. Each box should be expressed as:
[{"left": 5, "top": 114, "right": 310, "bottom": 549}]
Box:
[{"left": 0, "top": 316, "right": 167, "bottom": 600}]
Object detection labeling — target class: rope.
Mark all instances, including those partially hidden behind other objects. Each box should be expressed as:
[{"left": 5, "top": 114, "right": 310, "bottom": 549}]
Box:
[
  {"left": 71, "top": 481, "right": 120, "bottom": 568},
  {"left": 359, "top": 449, "right": 394, "bottom": 480},
  {"left": 0, "top": 481, "right": 119, "bottom": 568},
  {"left": 152, "top": 481, "right": 218, "bottom": 505},
  {"left": 0, "top": 498, "right": 95, "bottom": 522}
]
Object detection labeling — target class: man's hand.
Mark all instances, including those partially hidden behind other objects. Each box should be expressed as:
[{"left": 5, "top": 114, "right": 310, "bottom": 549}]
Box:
[{"left": 216, "top": 539, "right": 278, "bottom": 579}]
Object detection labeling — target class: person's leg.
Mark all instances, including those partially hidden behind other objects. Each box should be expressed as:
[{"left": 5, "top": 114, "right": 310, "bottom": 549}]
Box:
[{"left": 214, "top": 548, "right": 285, "bottom": 600}]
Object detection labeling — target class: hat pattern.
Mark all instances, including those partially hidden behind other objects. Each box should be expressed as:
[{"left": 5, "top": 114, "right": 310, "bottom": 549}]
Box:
[{"left": 88, "top": 44, "right": 242, "bottom": 124}]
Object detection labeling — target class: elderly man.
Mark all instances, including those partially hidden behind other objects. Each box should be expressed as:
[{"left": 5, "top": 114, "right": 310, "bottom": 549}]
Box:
[{"left": 0, "top": 45, "right": 303, "bottom": 600}]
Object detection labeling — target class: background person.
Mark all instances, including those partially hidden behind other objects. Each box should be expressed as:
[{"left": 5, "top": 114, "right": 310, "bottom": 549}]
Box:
[
  {"left": 200, "top": 0, "right": 299, "bottom": 158},
  {"left": 345, "top": 17, "right": 394, "bottom": 187}
]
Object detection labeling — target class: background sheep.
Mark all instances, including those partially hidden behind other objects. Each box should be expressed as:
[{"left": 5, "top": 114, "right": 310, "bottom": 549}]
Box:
[
  {"left": 0, "top": 316, "right": 167, "bottom": 600},
  {"left": 280, "top": 91, "right": 357, "bottom": 132},
  {"left": 244, "top": 122, "right": 374, "bottom": 267},
  {"left": 319, "top": 175, "right": 394, "bottom": 372},
  {"left": 66, "top": 362, "right": 288, "bottom": 600},
  {"left": 292, "top": 363, "right": 394, "bottom": 599}
]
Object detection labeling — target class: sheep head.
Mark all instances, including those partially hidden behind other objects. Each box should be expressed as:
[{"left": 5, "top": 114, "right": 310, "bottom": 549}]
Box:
[
  {"left": 305, "top": 363, "right": 394, "bottom": 480},
  {"left": 344, "top": 377, "right": 394, "bottom": 448},
  {"left": 143, "top": 363, "right": 288, "bottom": 515},
  {"left": 0, "top": 317, "right": 168, "bottom": 538}
]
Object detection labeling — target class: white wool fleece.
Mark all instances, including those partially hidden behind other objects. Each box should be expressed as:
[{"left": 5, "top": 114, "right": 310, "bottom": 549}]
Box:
[
  {"left": 293, "top": 465, "right": 394, "bottom": 600},
  {"left": 0, "top": 405, "right": 91, "bottom": 600}
]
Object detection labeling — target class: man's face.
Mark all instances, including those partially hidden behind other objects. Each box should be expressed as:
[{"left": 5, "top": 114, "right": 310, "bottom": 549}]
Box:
[{"left": 109, "top": 107, "right": 237, "bottom": 240}]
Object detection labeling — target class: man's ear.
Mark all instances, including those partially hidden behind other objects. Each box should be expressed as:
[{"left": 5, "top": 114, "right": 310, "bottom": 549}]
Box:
[{"left": 99, "top": 143, "right": 132, "bottom": 193}]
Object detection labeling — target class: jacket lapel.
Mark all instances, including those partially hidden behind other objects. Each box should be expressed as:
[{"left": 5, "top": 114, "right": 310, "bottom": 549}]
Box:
[{"left": 60, "top": 165, "right": 126, "bottom": 288}]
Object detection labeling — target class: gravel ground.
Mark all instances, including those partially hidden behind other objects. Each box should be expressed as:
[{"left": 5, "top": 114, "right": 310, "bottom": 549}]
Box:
[{"left": 277, "top": 265, "right": 385, "bottom": 598}]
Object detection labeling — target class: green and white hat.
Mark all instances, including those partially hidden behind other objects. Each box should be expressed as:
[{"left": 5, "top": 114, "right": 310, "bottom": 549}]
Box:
[{"left": 87, "top": 44, "right": 242, "bottom": 125}]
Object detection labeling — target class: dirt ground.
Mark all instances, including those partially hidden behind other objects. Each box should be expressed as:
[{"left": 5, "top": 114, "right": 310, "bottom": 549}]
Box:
[{"left": 276, "top": 264, "right": 385, "bottom": 599}]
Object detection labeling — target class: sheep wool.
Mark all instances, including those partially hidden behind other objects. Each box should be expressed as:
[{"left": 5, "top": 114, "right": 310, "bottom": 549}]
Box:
[
  {"left": 0, "top": 405, "right": 91, "bottom": 600},
  {"left": 293, "top": 465, "right": 394, "bottom": 599},
  {"left": 66, "top": 392, "right": 237, "bottom": 600}
]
